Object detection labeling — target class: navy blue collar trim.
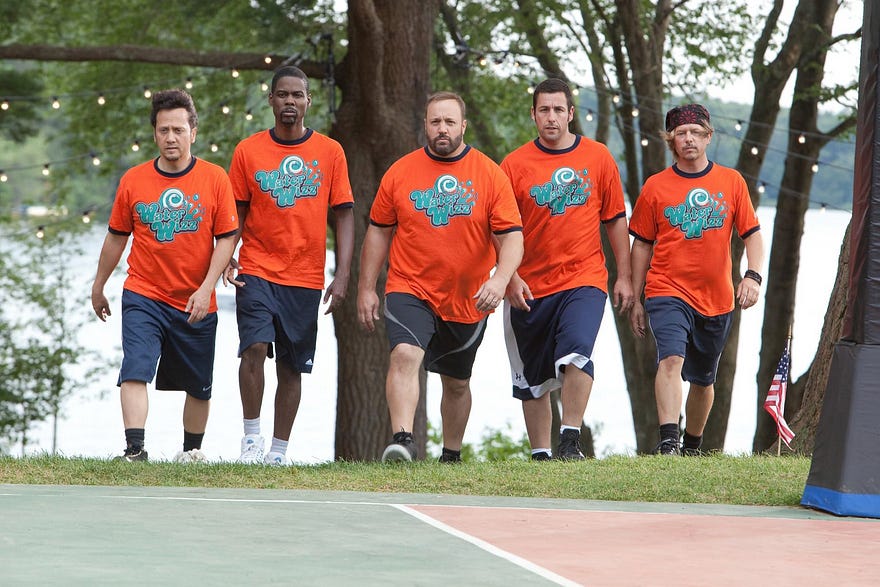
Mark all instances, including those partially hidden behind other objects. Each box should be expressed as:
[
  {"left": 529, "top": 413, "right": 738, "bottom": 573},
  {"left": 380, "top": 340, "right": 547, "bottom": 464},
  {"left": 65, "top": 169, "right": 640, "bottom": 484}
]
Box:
[
  {"left": 154, "top": 156, "right": 197, "bottom": 178},
  {"left": 270, "top": 127, "right": 313, "bottom": 145},
  {"left": 533, "top": 134, "right": 581, "bottom": 155},
  {"left": 672, "top": 161, "right": 714, "bottom": 179},
  {"left": 424, "top": 144, "right": 471, "bottom": 162}
]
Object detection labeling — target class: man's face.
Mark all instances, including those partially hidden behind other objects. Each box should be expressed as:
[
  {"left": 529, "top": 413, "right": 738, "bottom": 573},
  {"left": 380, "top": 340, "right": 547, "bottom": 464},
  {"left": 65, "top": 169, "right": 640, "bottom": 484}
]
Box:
[
  {"left": 425, "top": 99, "right": 466, "bottom": 157},
  {"left": 270, "top": 76, "right": 310, "bottom": 127},
  {"left": 153, "top": 108, "right": 196, "bottom": 165},
  {"left": 672, "top": 124, "right": 712, "bottom": 162},
  {"left": 531, "top": 92, "right": 573, "bottom": 145}
]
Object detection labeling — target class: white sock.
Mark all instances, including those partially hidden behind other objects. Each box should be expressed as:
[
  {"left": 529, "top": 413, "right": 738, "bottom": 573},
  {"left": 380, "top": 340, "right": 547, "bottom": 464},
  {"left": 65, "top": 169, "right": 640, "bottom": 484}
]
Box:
[
  {"left": 269, "top": 437, "right": 288, "bottom": 456},
  {"left": 243, "top": 418, "right": 261, "bottom": 437},
  {"left": 560, "top": 425, "right": 579, "bottom": 434},
  {"left": 532, "top": 448, "right": 552, "bottom": 457}
]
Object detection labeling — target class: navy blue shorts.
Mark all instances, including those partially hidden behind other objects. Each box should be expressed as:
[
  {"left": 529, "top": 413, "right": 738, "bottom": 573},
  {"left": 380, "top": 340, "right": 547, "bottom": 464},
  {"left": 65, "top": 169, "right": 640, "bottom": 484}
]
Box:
[
  {"left": 384, "top": 292, "right": 487, "bottom": 380},
  {"left": 504, "top": 286, "right": 606, "bottom": 400},
  {"left": 118, "top": 289, "right": 218, "bottom": 399},
  {"left": 645, "top": 296, "right": 733, "bottom": 386},
  {"left": 235, "top": 274, "right": 321, "bottom": 374}
]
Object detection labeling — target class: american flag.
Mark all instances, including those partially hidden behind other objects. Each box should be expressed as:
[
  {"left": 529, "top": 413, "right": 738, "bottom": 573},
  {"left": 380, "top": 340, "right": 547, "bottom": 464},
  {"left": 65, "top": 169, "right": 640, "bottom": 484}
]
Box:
[{"left": 764, "top": 346, "right": 795, "bottom": 448}]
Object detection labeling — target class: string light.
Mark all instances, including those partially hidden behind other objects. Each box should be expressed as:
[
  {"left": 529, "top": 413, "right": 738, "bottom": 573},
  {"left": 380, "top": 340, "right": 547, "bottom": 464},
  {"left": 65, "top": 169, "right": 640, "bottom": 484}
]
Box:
[
  {"left": 526, "top": 86, "right": 535, "bottom": 95},
  {"left": 631, "top": 107, "right": 639, "bottom": 118},
  {"left": 640, "top": 137, "right": 649, "bottom": 147},
  {"left": 131, "top": 141, "right": 140, "bottom": 152},
  {"left": 97, "top": 94, "right": 106, "bottom": 106},
  {"left": 245, "top": 109, "right": 253, "bottom": 121},
  {"left": 210, "top": 143, "right": 219, "bottom": 152},
  {"left": 42, "top": 164, "right": 50, "bottom": 176},
  {"left": 734, "top": 120, "right": 743, "bottom": 132},
  {"left": 185, "top": 78, "right": 193, "bottom": 90},
  {"left": 51, "top": 97, "right": 61, "bottom": 109},
  {"left": 0, "top": 171, "right": 7, "bottom": 182},
  {"left": 91, "top": 153, "right": 101, "bottom": 166},
  {"left": 264, "top": 56, "right": 272, "bottom": 64},
  {"left": 143, "top": 87, "right": 152, "bottom": 99},
  {"left": 572, "top": 88, "right": 580, "bottom": 96},
  {"left": 820, "top": 203, "right": 827, "bottom": 213},
  {"left": 750, "top": 146, "right": 759, "bottom": 156},
  {"left": 260, "top": 81, "right": 269, "bottom": 92},
  {"left": 1, "top": 100, "right": 9, "bottom": 111},
  {"left": 231, "top": 68, "right": 240, "bottom": 79},
  {"left": 757, "top": 182, "right": 766, "bottom": 194},
  {"left": 585, "top": 109, "right": 594, "bottom": 122},
  {"left": 221, "top": 104, "right": 230, "bottom": 115},
  {"left": 81, "top": 211, "right": 91, "bottom": 224},
  {"left": 612, "top": 94, "right": 621, "bottom": 104},
  {"left": 811, "top": 162, "right": 819, "bottom": 173},
  {"left": 478, "top": 56, "right": 488, "bottom": 67},
  {"left": 798, "top": 134, "right": 806, "bottom": 144},
  {"left": 35, "top": 226, "right": 45, "bottom": 239}
]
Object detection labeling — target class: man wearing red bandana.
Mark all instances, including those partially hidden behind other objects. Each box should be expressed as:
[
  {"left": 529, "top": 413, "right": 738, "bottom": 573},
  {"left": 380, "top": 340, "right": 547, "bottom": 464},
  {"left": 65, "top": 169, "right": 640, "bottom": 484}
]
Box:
[{"left": 628, "top": 103, "right": 764, "bottom": 456}]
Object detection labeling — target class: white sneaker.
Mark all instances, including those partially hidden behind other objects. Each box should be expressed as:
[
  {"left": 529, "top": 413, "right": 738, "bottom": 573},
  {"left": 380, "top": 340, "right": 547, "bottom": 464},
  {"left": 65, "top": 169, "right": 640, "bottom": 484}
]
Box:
[
  {"left": 264, "top": 451, "right": 289, "bottom": 466},
  {"left": 238, "top": 435, "right": 265, "bottom": 464},
  {"left": 174, "top": 449, "right": 207, "bottom": 463}
]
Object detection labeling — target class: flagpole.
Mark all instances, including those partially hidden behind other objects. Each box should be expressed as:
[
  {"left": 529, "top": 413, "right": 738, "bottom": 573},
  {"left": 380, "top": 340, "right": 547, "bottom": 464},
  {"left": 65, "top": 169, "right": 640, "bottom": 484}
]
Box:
[{"left": 777, "top": 325, "right": 793, "bottom": 456}]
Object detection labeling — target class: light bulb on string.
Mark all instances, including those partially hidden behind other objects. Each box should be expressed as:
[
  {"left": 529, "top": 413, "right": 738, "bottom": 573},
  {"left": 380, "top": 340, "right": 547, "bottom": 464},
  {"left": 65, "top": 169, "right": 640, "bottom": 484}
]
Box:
[
  {"left": 734, "top": 120, "right": 743, "bottom": 132},
  {"left": 91, "top": 153, "right": 101, "bottom": 166},
  {"left": 2, "top": 99, "right": 10, "bottom": 110},
  {"left": 82, "top": 211, "right": 91, "bottom": 224},
  {"left": 143, "top": 87, "right": 152, "bottom": 98},
  {"left": 811, "top": 163, "right": 819, "bottom": 173},
  {"left": 231, "top": 68, "right": 240, "bottom": 79},
  {"left": 185, "top": 78, "right": 193, "bottom": 90},
  {"left": 264, "top": 56, "right": 272, "bottom": 64},
  {"left": 221, "top": 104, "right": 231, "bottom": 115},
  {"left": 820, "top": 203, "right": 827, "bottom": 213},
  {"left": 640, "top": 138, "right": 648, "bottom": 147},
  {"left": 750, "top": 146, "right": 759, "bottom": 156},
  {"left": 798, "top": 134, "right": 806, "bottom": 144},
  {"left": 97, "top": 94, "right": 106, "bottom": 106},
  {"left": 260, "top": 81, "right": 269, "bottom": 92},
  {"left": 757, "top": 182, "right": 766, "bottom": 194},
  {"left": 42, "top": 164, "right": 50, "bottom": 176},
  {"left": 0, "top": 171, "right": 7, "bottom": 182},
  {"left": 526, "top": 86, "right": 535, "bottom": 95},
  {"left": 51, "top": 96, "right": 61, "bottom": 109},
  {"left": 612, "top": 93, "right": 621, "bottom": 104},
  {"left": 131, "top": 140, "right": 140, "bottom": 152},
  {"left": 572, "top": 88, "right": 580, "bottom": 96},
  {"left": 36, "top": 226, "right": 45, "bottom": 239},
  {"left": 211, "top": 143, "right": 219, "bottom": 153},
  {"left": 478, "top": 56, "right": 488, "bottom": 67},
  {"left": 585, "top": 110, "right": 594, "bottom": 122},
  {"left": 631, "top": 107, "right": 639, "bottom": 118},
  {"left": 245, "top": 110, "right": 253, "bottom": 121}
]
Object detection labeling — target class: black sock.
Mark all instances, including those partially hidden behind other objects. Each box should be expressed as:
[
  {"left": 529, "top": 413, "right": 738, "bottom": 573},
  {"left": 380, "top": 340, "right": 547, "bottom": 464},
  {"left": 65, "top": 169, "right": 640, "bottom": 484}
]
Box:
[
  {"left": 659, "top": 423, "right": 680, "bottom": 442},
  {"left": 183, "top": 430, "right": 205, "bottom": 452},
  {"left": 441, "top": 447, "right": 461, "bottom": 459},
  {"left": 124, "top": 428, "right": 145, "bottom": 452},
  {"left": 682, "top": 431, "right": 702, "bottom": 450}
]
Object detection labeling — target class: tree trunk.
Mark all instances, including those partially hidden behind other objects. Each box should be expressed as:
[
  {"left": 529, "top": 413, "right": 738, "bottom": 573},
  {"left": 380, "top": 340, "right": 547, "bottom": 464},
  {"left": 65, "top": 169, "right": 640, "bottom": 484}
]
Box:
[{"left": 330, "top": 0, "right": 438, "bottom": 460}]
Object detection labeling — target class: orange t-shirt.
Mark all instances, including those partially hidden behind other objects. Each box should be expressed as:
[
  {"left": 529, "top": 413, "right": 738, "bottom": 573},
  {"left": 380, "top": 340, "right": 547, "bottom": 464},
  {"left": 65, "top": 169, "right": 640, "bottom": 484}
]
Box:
[
  {"left": 109, "top": 157, "right": 239, "bottom": 312},
  {"left": 228, "top": 128, "right": 354, "bottom": 288},
  {"left": 501, "top": 136, "right": 626, "bottom": 297},
  {"left": 629, "top": 162, "right": 760, "bottom": 316},
  {"left": 370, "top": 146, "right": 523, "bottom": 323}
]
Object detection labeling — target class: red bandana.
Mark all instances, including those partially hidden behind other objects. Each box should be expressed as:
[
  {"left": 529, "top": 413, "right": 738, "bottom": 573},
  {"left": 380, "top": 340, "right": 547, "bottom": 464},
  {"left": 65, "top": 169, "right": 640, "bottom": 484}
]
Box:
[{"left": 665, "top": 104, "right": 710, "bottom": 132}]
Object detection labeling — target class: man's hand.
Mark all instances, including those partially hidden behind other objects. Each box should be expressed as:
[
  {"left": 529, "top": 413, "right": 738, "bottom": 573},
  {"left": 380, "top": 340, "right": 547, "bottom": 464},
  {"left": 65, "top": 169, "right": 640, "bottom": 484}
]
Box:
[{"left": 222, "top": 257, "right": 245, "bottom": 288}]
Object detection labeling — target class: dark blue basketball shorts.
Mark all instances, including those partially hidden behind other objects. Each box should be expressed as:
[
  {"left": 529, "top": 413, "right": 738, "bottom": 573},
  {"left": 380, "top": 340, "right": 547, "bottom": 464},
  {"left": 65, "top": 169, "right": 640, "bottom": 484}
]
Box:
[
  {"left": 645, "top": 296, "right": 733, "bottom": 386},
  {"left": 384, "top": 292, "right": 487, "bottom": 381},
  {"left": 118, "top": 289, "right": 218, "bottom": 399},
  {"left": 504, "top": 286, "right": 606, "bottom": 400},
  {"left": 235, "top": 274, "right": 321, "bottom": 374}
]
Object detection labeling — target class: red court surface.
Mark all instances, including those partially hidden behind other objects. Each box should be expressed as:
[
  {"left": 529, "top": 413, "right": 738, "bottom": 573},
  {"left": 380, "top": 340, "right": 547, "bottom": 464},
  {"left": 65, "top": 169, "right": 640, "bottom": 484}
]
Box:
[{"left": 409, "top": 503, "right": 880, "bottom": 586}]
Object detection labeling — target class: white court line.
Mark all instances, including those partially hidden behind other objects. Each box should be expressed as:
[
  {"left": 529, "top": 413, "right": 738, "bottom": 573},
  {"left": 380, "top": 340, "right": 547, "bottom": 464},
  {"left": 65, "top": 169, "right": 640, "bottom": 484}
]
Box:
[{"left": 393, "top": 503, "right": 582, "bottom": 587}]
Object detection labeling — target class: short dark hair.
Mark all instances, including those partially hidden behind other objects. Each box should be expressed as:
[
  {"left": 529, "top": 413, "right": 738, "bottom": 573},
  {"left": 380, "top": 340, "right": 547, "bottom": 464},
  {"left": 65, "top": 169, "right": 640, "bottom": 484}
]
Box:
[
  {"left": 271, "top": 66, "right": 310, "bottom": 93},
  {"left": 150, "top": 89, "right": 198, "bottom": 129},
  {"left": 533, "top": 78, "right": 573, "bottom": 110},
  {"left": 426, "top": 91, "right": 466, "bottom": 119}
]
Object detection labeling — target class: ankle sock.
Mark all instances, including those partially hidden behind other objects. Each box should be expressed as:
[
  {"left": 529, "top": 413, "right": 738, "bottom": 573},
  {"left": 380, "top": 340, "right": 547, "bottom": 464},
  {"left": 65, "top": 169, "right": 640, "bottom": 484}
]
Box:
[
  {"left": 243, "top": 417, "right": 261, "bottom": 437},
  {"left": 659, "top": 423, "right": 680, "bottom": 443},
  {"left": 269, "top": 437, "right": 289, "bottom": 456},
  {"left": 124, "top": 428, "right": 145, "bottom": 452},
  {"left": 682, "top": 431, "right": 702, "bottom": 450},
  {"left": 183, "top": 430, "right": 204, "bottom": 452}
]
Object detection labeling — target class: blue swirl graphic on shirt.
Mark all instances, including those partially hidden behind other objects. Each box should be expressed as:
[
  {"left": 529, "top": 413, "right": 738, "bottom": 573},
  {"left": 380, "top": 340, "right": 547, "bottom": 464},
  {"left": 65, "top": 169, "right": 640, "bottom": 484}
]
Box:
[
  {"left": 664, "top": 187, "right": 728, "bottom": 238},
  {"left": 135, "top": 188, "right": 203, "bottom": 242},
  {"left": 410, "top": 173, "right": 477, "bottom": 226},
  {"left": 254, "top": 155, "right": 322, "bottom": 207},
  {"left": 529, "top": 166, "right": 591, "bottom": 215}
]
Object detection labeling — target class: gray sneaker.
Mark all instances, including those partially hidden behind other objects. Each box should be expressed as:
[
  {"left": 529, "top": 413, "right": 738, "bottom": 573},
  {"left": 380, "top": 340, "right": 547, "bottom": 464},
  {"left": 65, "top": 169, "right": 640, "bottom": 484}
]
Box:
[{"left": 381, "top": 432, "right": 417, "bottom": 462}]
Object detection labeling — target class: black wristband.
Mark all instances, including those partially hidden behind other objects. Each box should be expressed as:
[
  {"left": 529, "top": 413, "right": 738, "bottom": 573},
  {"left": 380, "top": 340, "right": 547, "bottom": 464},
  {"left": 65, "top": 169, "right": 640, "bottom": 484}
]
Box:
[{"left": 744, "top": 269, "right": 762, "bottom": 286}]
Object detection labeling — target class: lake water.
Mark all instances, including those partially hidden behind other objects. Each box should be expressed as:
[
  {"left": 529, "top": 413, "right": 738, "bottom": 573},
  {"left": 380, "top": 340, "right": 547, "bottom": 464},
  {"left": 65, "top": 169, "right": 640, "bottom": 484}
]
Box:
[{"left": 23, "top": 207, "right": 850, "bottom": 462}]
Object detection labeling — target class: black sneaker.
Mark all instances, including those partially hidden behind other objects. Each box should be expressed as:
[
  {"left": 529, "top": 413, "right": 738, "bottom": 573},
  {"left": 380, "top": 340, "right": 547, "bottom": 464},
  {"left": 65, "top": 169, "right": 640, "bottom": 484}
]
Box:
[
  {"left": 381, "top": 432, "right": 417, "bottom": 462},
  {"left": 531, "top": 451, "right": 552, "bottom": 461},
  {"left": 114, "top": 447, "right": 148, "bottom": 462},
  {"left": 682, "top": 446, "right": 704, "bottom": 457},
  {"left": 557, "top": 429, "right": 586, "bottom": 460},
  {"left": 653, "top": 438, "right": 681, "bottom": 456}
]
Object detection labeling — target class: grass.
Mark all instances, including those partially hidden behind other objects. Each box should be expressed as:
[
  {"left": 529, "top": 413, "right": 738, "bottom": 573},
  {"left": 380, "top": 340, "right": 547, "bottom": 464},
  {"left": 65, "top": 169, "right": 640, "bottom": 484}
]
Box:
[{"left": 0, "top": 453, "right": 811, "bottom": 507}]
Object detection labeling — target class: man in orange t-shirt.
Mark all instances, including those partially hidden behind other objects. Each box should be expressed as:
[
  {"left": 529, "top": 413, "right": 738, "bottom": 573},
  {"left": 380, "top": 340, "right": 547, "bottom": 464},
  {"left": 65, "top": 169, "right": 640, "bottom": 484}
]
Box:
[
  {"left": 224, "top": 66, "right": 354, "bottom": 466},
  {"left": 629, "top": 104, "right": 764, "bottom": 455},
  {"left": 91, "top": 89, "right": 238, "bottom": 463},
  {"left": 500, "top": 78, "right": 633, "bottom": 461},
  {"left": 357, "top": 91, "right": 523, "bottom": 463}
]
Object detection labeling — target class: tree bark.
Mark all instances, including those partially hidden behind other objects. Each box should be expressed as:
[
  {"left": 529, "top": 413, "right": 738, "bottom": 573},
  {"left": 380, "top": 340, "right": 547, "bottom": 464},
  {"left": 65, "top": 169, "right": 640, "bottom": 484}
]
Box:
[{"left": 330, "top": 0, "right": 438, "bottom": 460}]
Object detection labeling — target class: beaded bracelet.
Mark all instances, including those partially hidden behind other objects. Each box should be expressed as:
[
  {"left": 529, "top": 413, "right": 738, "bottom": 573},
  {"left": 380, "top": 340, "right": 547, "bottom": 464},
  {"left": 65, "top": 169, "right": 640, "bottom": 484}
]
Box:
[{"left": 744, "top": 269, "right": 763, "bottom": 286}]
